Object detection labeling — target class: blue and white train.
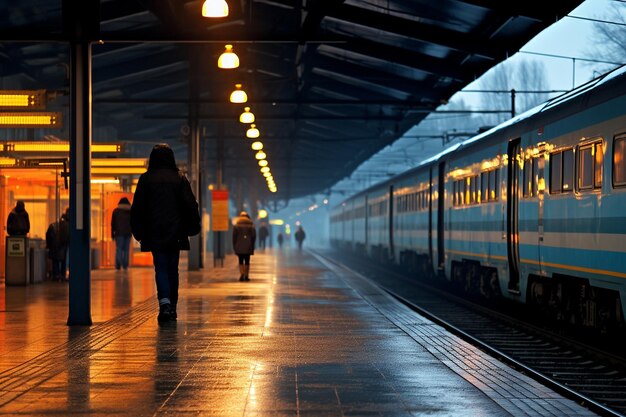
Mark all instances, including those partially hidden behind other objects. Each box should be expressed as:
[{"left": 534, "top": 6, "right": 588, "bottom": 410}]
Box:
[{"left": 331, "top": 66, "right": 626, "bottom": 332}]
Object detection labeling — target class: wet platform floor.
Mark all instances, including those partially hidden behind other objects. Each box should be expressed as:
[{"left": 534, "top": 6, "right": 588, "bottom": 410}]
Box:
[{"left": 0, "top": 248, "right": 596, "bottom": 416}]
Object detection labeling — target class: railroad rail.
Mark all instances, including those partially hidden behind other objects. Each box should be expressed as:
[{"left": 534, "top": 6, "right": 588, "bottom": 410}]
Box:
[{"left": 316, "top": 250, "right": 626, "bottom": 417}]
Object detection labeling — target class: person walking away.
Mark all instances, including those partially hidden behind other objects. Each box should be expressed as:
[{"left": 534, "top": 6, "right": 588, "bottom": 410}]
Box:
[
  {"left": 131, "top": 144, "right": 200, "bottom": 323},
  {"left": 46, "top": 208, "right": 70, "bottom": 281},
  {"left": 111, "top": 197, "right": 132, "bottom": 270},
  {"left": 232, "top": 211, "right": 256, "bottom": 281},
  {"left": 6, "top": 201, "right": 30, "bottom": 236},
  {"left": 258, "top": 223, "right": 269, "bottom": 249},
  {"left": 295, "top": 226, "right": 306, "bottom": 250},
  {"left": 277, "top": 232, "right": 284, "bottom": 248}
]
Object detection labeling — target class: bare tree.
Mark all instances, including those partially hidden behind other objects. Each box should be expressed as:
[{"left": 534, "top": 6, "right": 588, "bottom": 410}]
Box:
[
  {"left": 585, "top": 3, "right": 626, "bottom": 73},
  {"left": 477, "top": 59, "right": 550, "bottom": 126}
]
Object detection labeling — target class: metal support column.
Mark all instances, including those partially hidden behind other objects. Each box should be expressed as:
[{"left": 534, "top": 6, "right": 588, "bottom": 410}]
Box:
[
  {"left": 188, "top": 104, "right": 201, "bottom": 270},
  {"left": 64, "top": 0, "right": 97, "bottom": 325}
]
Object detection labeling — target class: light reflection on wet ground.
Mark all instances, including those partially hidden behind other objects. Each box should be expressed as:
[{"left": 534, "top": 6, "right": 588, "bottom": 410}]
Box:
[{"left": 0, "top": 249, "right": 596, "bottom": 416}]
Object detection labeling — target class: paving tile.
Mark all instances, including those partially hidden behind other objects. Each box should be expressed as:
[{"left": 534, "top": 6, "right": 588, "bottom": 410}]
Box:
[{"left": 0, "top": 248, "right": 600, "bottom": 416}]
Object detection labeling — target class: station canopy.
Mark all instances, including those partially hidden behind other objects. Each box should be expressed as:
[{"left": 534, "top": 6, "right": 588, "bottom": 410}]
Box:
[{"left": 0, "top": 1, "right": 583, "bottom": 202}]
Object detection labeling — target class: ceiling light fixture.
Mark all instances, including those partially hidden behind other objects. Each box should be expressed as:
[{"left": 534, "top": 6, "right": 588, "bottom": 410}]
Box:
[
  {"left": 202, "top": 0, "right": 229, "bottom": 17},
  {"left": 246, "top": 124, "right": 259, "bottom": 138},
  {"left": 218, "top": 44, "right": 239, "bottom": 69},
  {"left": 239, "top": 107, "right": 255, "bottom": 123},
  {"left": 255, "top": 150, "right": 266, "bottom": 160},
  {"left": 230, "top": 84, "right": 247, "bottom": 103},
  {"left": 258, "top": 160, "right": 268, "bottom": 167},
  {"left": 260, "top": 166, "right": 270, "bottom": 173},
  {"left": 251, "top": 141, "right": 263, "bottom": 150}
]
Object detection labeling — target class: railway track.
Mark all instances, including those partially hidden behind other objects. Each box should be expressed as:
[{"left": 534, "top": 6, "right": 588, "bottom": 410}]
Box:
[{"left": 317, "top": 250, "right": 626, "bottom": 417}]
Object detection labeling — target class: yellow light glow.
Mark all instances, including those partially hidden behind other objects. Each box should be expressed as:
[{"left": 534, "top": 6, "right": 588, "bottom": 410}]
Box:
[
  {"left": 255, "top": 150, "right": 266, "bottom": 160},
  {"left": 258, "top": 209, "right": 268, "bottom": 219},
  {"left": 218, "top": 44, "right": 239, "bottom": 69},
  {"left": 251, "top": 141, "right": 263, "bottom": 150},
  {"left": 230, "top": 84, "right": 247, "bottom": 103},
  {"left": 0, "top": 90, "right": 45, "bottom": 109},
  {"left": 260, "top": 166, "right": 270, "bottom": 173},
  {"left": 4, "top": 141, "right": 120, "bottom": 153},
  {"left": 269, "top": 219, "right": 283, "bottom": 226},
  {"left": 263, "top": 171, "right": 271, "bottom": 178},
  {"left": 0, "top": 157, "right": 16, "bottom": 166},
  {"left": 246, "top": 124, "right": 260, "bottom": 138},
  {"left": 258, "top": 160, "right": 268, "bottom": 167},
  {"left": 269, "top": 188, "right": 277, "bottom": 193},
  {"left": 0, "top": 112, "right": 61, "bottom": 127},
  {"left": 91, "top": 178, "right": 120, "bottom": 184},
  {"left": 240, "top": 107, "right": 255, "bottom": 124},
  {"left": 92, "top": 158, "right": 146, "bottom": 167},
  {"left": 91, "top": 167, "right": 146, "bottom": 175},
  {"left": 202, "top": 0, "right": 229, "bottom": 17}
]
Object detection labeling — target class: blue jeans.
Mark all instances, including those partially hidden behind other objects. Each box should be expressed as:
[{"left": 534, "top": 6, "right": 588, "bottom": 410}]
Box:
[
  {"left": 152, "top": 251, "right": 180, "bottom": 307},
  {"left": 115, "top": 235, "right": 131, "bottom": 269}
]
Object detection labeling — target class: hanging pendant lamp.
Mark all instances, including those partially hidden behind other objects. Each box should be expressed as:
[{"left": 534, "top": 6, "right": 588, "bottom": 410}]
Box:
[
  {"left": 218, "top": 44, "right": 239, "bottom": 69},
  {"left": 239, "top": 107, "right": 255, "bottom": 123},
  {"left": 246, "top": 124, "right": 260, "bottom": 138},
  {"left": 202, "top": 0, "right": 229, "bottom": 17},
  {"left": 230, "top": 84, "right": 248, "bottom": 103}
]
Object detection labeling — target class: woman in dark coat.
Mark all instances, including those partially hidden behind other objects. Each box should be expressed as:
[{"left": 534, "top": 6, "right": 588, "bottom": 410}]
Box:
[
  {"left": 232, "top": 211, "right": 256, "bottom": 281},
  {"left": 131, "top": 144, "right": 200, "bottom": 323}
]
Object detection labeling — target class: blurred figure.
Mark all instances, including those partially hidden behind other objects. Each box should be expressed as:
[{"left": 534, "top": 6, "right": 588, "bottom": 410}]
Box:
[
  {"left": 131, "top": 144, "right": 201, "bottom": 323},
  {"left": 295, "top": 226, "right": 306, "bottom": 250},
  {"left": 232, "top": 211, "right": 256, "bottom": 281},
  {"left": 6, "top": 201, "right": 30, "bottom": 236},
  {"left": 258, "top": 223, "right": 269, "bottom": 249},
  {"left": 111, "top": 197, "right": 132, "bottom": 270},
  {"left": 46, "top": 208, "right": 70, "bottom": 281},
  {"left": 277, "top": 232, "right": 284, "bottom": 248}
]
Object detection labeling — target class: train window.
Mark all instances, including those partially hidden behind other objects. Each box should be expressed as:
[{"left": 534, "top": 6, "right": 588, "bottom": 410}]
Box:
[
  {"left": 469, "top": 176, "right": 475, "bottom": 204},
  {"left": 522, "top": 158, "right": 531, "bottom": 198},
  {"left": 594, "top": 143, "right": 603, "bottom": 188},
  {"left": 532, "top": 158, "right": 540, "bottom": 196},
  {"left": 613, "top": 135, "right": 626, "bottom": 186},
  {"left": 480, "top": 172, "right": 487, "bottom": 203},
  {"left": 562, "top": 149, "right": 574, "bottom": 192},
  {"left": 490, "top": 170, "right": 499, "bottom": 201},
  {"left": 578, "top": 141, "right": 602, "bottom": 191},
  {"left": 551, "top": 152, "right": 562, "bottom": 193},
  {"left": 579, "top": 145, "right": 593, "bottom": 189}
]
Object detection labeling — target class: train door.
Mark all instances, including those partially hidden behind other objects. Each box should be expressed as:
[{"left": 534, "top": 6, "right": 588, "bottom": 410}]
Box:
[
  {"left": 388, "top": 185, "right": 394, "bottom": 262},
  {"left": 437, "top": 162, "right": 445, "bottom": 271},
  {"left": 506, "top": 139, "right": 521, "bottom": 293},
  {"left": 428, "top": 167, "right": 433, "bottom": 267},
  {"left": 363, "top": 195, "right": 369, "bottom": 250}
]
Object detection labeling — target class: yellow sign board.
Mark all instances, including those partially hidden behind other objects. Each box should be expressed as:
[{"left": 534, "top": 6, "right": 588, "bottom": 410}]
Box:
[{"left": 211, "top": 190, "right": 229, "bottom": 232}]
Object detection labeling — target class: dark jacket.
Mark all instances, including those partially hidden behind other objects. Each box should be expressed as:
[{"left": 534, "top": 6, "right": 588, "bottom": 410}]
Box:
[
  {"left": 130, "top": 145, "right": 200, "bottom": 252},
  {"left": 232, "top": 216, "right": 256, "bottom": 255},
  {"left": 46, "top": 215, "right": 69, "bottom": 261},
  {"left": 7, "top": 202, "right": 30, "bottom": 236},
  {"left": 295, "top": 228, "right": 306, "bottom": 242},
  {"left": 111, "top": 197, "right": 132, "bottom": 238}
]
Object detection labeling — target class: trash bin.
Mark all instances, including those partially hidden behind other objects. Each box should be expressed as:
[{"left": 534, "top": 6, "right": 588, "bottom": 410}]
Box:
[
  {"left": 29, "top": 238, "right": 46, "bottom": 284},
  {"left": 5, "top": 236, "right": 30, "bottom": 286}
]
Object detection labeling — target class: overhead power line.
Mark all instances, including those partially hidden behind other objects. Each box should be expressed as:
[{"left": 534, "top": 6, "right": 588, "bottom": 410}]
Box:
[{"left": 567, "top": 15, "right": 626, "bottom": 27}]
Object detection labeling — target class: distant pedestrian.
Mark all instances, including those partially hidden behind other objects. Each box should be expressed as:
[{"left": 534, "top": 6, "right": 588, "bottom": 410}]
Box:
[
  {"left": 277, "top": 232, "right": 284, "bottom": 248},
  {"left": 46, "top": 208, "right": 70, "bottom": 281},
  {"left": 111, "top": 197, "right": 132, "bottom": 270},
  {"left": 232, "top": 211, "right": 256, "bottom": 281},
  {"left": 6, "top": 201, "right": 30, "bottom": 236},
  {"left": 131, "top": 144, "right": 201, "bottom": 323},
  {"left": 258, "top": 223, "right": 269, "bottom": 249},
  {"left": 295, "top": 226, "right": 306, "bottom": 250}
]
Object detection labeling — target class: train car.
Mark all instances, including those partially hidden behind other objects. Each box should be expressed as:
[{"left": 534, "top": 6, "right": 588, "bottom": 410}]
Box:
[
  {"left": 365, "top": 182, "right": 392, "bottom": 262},
  {"left": 391, "top": 166, "right": 431, "bottom": 274},
  {"left": 332, "top": 66, "right": 626, "bottom": 332}
]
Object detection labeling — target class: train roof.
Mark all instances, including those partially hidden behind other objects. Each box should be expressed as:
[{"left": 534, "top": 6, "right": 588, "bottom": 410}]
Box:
[{"left": 333, "top": 64, "right": 626, "bottom": 210}]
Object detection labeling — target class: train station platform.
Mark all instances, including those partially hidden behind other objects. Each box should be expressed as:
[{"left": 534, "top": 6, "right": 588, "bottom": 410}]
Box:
[{"left": 0, "top": 248, "right": 596, "bottom": 416}]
